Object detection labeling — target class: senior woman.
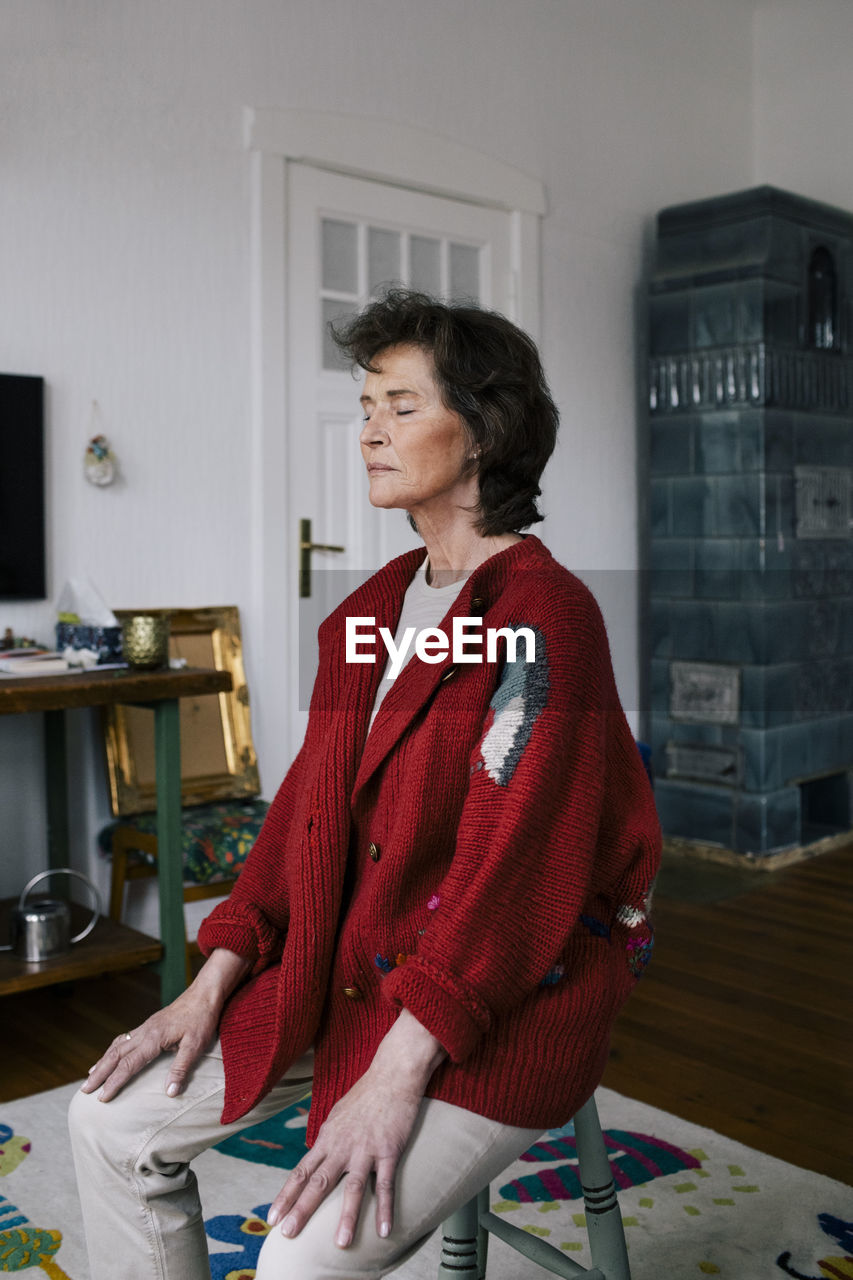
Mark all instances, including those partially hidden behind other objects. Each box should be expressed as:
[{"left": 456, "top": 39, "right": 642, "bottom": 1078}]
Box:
[{"left": 69, "top": 289, "right": 661, "bottom": 1280}]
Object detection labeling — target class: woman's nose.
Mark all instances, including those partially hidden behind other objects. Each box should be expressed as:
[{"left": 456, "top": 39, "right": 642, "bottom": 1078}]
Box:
[{"left": 360, "top": 415, "right": 388, "bottom": 446}]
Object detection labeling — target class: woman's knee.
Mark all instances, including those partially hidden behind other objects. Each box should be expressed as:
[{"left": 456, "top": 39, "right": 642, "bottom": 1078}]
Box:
[
  {"left": 68, "top": 1083, "right": 144, "bottom": 1171},
  {"left": 68, "top": 1084, "right": 102, "bottom": 1149},
  {"left": 254, "top": 1198, "right": 400, "bottom": 1280}
]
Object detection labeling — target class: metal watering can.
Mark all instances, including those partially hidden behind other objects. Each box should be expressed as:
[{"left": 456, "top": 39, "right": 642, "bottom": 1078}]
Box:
[{"left": 1, "top": 868, "right": 102, "bottom": 962}]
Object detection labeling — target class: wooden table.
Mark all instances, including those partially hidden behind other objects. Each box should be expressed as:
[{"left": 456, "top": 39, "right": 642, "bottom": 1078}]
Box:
[{"left": 0, "top": 665, "right": 232, "bottom": 1004}]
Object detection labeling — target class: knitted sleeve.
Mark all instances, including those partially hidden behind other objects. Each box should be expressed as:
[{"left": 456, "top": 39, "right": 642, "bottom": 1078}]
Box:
[
  {"left": 380, "top": 582, "right": 619, "bottom": 1060},
  {"left": 195, "top": 740, "right": 309, "bottom": 976}
]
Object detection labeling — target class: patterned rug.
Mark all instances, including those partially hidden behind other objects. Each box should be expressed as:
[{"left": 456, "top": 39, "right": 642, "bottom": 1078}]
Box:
[{"left": 1, "top": 1080, "right": 849, "bottom": 1278}]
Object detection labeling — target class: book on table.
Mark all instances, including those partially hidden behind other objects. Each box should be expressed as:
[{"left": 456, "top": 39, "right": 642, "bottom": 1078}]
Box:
[{"left": 0, "top": 650, "right": 73, "bottom": 676}]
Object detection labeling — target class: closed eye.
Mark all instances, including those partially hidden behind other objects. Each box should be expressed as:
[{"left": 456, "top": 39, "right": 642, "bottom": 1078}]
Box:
[{"left": 362, "top": 408, "right": 415, "bottom": 422}]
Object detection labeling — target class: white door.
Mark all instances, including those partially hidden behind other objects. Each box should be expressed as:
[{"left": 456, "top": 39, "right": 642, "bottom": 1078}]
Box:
[{"left": 284, "top": 164, "right": 517, "bottom": 758}]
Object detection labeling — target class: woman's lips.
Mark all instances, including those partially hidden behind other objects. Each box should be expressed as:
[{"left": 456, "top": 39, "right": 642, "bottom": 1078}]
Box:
[{"left": 367, "top": 465, "right": 396, "bottom": 472}]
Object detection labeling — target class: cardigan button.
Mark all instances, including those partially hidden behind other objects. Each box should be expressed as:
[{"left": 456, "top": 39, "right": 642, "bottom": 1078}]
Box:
[
  {"left": 368, "top": 841, "right": 381, "bottom": 862},
  {"left": 440, "top": 664, "right": 458, "bottom": 683},
  {"left": 342, "top": 986, "right": 362, "bottom": 1000},
  {"left": 471, "top": 596, "right": 486, "bottom": 612}
]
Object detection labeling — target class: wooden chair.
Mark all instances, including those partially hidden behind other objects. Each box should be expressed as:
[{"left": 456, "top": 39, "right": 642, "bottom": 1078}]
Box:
[
  {"left": 108, "top": 821, "right": 224, "bottom": 989},
  {"left": 103, "top": 799, "right": 268, "bottom": 986},
  {"left": 438, "top": 1094, "right": 630, "bottom": 1279}
]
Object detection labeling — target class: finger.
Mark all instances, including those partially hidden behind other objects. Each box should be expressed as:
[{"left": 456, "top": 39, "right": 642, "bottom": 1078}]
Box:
[
  {"left": 79, "top": 1033, "right": 137, "bottom": 1094},
  {"left": 79, "top": 1057, "right": 113, "bottom": 1092},
  {"left": 91, "top": 1059, "right": 133, "bottom": 1102},
  {"left": 164, "top": 1034, "right": 206, "bottom": 1098},
  {"left": 96, "top": 1046, "right": 157, "bottom": 1102},
  {"left": 266, "top": 1153, "right": 323, "bottom": 1226},
  {"left": 373, "top": 1155, "right": 397, "bottom": 1240},
  {"left": 274, "top": 1156, "right": 345, "bottom": 1237},
  {"left": 335, "top": 1164, "right": 372, "bottom": 1249},
  {"left": 94, "top": 1035, "right": 160, "bottom": 1103}
]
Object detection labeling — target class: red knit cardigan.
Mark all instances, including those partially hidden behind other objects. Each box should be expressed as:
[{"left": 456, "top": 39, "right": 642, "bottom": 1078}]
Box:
[{"left": 198, "top": 534, "right": 661, "bottom": 1142}]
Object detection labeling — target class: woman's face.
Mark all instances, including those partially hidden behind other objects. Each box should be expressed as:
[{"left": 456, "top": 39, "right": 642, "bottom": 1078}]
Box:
[{"left": 359, "top": 344, "right": 477, "bottom": 521}]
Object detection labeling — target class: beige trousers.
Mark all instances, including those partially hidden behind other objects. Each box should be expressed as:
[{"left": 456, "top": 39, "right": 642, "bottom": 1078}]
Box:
[{"left": 67, "top": 1042, "right": 541, "bottom": 1280}]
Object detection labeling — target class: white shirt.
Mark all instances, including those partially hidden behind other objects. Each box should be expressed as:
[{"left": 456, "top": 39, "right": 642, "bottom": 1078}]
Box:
[{"left": 366, "top": 556, "right": 469, "bottom": 734}]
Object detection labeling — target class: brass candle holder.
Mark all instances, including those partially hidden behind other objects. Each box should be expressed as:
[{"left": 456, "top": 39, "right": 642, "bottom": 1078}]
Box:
[{"left": 120, "top": 613, "right": 171, "bottom": 670}]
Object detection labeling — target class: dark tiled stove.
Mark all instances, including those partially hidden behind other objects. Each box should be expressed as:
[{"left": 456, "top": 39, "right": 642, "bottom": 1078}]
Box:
[{"left": 647, "top": 186, "right": 853, "bottom": 857}]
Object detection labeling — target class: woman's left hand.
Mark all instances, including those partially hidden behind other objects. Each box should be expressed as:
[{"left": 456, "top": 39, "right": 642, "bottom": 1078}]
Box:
[{"left": 266, "top": 1010, "right": 446, "bottom": 1247}]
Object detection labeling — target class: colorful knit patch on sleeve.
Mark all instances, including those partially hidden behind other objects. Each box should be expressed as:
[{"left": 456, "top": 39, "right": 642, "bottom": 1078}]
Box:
[
  {"left": 626, "top": 931, "right": 654, "bottom": 977},
  {"left": 617, "top": 888, "right": 655, "bottom": 978},
  {"left": 479, "top": 624, "right": 549, "bottom": 787}
]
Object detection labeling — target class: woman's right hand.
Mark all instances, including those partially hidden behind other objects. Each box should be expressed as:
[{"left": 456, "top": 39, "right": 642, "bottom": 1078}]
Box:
[{"left": 79, "top": 947, "right": 251, "bottom": 1102}]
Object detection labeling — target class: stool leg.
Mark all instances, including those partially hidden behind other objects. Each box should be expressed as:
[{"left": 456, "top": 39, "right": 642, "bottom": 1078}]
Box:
[
  {"left": 476, "top": 1184, "right": 490, "bottom": 1276},
  {"left": 573, "top": 1095, "right": 631, "bottom": 1280},
  {"left": 438, "top": 1195, "right": 483, "bottom": 1278}
]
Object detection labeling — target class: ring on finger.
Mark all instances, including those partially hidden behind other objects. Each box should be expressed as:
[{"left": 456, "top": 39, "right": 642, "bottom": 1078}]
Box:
[{"left": 123, "top": 1033, "right": 133, "bottom": 1041}]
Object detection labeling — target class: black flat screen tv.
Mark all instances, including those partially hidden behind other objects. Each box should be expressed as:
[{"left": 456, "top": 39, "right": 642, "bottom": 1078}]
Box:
[{"left": 0, "top": 373, "right": 46, "bottom": 600}]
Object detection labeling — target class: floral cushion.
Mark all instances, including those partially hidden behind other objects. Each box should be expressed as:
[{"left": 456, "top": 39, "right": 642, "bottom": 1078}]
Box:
[{"left": 98, "top": 798, "right": 270, "bottom": 886}]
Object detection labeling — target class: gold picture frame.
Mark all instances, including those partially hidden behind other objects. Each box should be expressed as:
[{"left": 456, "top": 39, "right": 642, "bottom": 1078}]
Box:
[{"left": 103, "top": 605, "right": 261, "bottom": 816}]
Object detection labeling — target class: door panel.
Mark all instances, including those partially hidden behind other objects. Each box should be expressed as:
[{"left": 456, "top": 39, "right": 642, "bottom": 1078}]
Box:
[{"left": 285, "top": 164, "right": 515, "bottom": 755}]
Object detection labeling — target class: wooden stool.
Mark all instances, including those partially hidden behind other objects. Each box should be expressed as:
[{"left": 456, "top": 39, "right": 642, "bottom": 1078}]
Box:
[{"left": 438, "top": 1094, "right": 630, "bottom": 1279}]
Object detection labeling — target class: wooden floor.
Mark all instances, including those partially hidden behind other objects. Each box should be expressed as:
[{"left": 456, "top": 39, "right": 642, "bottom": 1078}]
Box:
[
  {"left": 2, "top": 846, "right": 850, "bottom": 1185},
  {"left": 603, "top": 844, "right": 852, "bottom": 1185}
]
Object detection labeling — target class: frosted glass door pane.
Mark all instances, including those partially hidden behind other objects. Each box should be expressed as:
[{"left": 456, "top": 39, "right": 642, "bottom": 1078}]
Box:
[
  {"left": 322, "top": 300, "right": 358, "bottom": 370},
  {"left": 449, "top": 243, "right": 480, "bottom": 301},
  {"left": 368, "top": 227, "right": 402, "bottom": 295},
  {"left": 322, "top": 219, "right": 358, "bottom": 294},
  {"left": 410, "top": 236, "right": 441, "bottom": 294}
]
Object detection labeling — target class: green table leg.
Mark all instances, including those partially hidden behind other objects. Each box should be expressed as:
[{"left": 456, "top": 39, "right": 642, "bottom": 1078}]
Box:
[
  {"left": 43, "top": 709, "right": 70, "bottom": 885},
  {"left": 153, "top": 697, "right": 186, "bottom": 1005}
]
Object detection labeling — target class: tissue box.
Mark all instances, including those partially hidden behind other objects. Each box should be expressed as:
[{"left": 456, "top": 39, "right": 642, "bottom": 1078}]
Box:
[{"left": 56, "top": 622, "right": 123, "bottom": 664}]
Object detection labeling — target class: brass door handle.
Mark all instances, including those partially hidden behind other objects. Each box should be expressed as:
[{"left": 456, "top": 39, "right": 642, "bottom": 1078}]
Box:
[{"left": 299, "top": 518, "right": 345, "bottom": 598}]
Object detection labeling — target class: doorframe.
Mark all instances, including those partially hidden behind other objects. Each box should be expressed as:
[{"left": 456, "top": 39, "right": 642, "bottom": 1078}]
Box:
[{"left": 244, "top": 106, "right": 546, "bottom": 776}]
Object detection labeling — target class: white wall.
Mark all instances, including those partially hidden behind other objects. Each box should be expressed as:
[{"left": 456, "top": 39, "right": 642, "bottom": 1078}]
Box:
[
  {"left": 0, "top": 0, "right": 758, "bottom": 926},
  {"left": 753, "top": 0, "right": 853, "bottom": 209}
]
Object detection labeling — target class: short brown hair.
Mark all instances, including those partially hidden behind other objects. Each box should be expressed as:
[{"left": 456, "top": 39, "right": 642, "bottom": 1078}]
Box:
[{"left": 331, "top": 289, "right": 559, "bottom": 536}]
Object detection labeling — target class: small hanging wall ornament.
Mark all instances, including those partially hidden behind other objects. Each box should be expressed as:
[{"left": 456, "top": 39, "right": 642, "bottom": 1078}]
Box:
[{"left": 84, "top": 401, "right": 118, "bottom": 487}]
